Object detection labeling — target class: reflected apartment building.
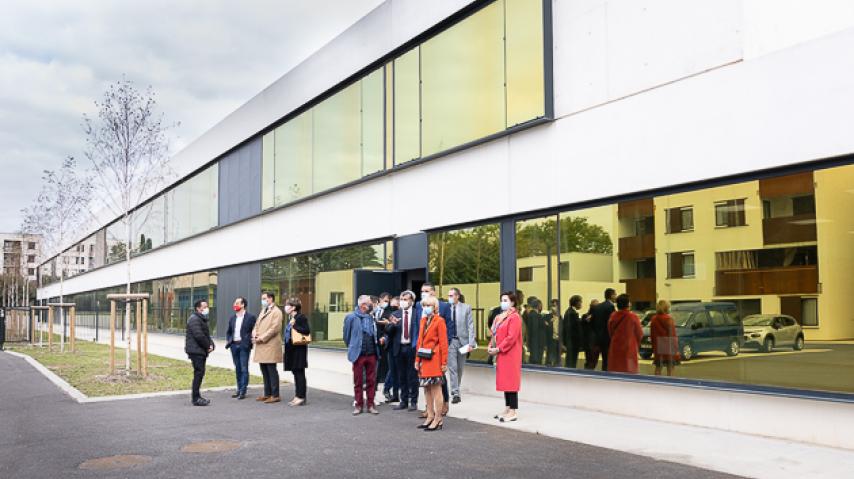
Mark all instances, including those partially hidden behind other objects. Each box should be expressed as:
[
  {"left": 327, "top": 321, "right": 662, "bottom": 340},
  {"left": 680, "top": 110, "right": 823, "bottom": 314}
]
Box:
[{"left": 35, "top": 0, "right": 854, "bottom": 447}]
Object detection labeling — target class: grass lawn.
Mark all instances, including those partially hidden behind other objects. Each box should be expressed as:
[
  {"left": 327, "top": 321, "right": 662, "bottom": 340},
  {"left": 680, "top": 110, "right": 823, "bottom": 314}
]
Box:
[{"left": 8, "top": 338, "right": 260, "bottom": 397}]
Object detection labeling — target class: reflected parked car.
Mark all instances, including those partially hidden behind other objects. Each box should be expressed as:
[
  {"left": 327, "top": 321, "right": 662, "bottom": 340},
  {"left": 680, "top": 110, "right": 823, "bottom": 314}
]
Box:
[
  {"left": 640, "top": 302, "right": 743, "bottom": 361},
  {"left": 742, "top": 314, "right": 805, "bottom": 352}
]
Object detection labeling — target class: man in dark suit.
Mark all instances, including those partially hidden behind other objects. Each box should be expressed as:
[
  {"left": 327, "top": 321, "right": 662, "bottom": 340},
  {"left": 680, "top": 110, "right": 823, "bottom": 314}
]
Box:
[
  {"left": 384, "top": 290, "right": 420, "bottom": 411},
  {"left": 561, "top": 295, "right": 584, "bottom": 368},
  {"left": 185, "top": 299, "right": 215, "bottom": 406},
  {"left": 225, "top": 297, "right": 257, "bottom": 400},
  {"left": 589, "top": 288, "right": 617, "bottom": 371}
]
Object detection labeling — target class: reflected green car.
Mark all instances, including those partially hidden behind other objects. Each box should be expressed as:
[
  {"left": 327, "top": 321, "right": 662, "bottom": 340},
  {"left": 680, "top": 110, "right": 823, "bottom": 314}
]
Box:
[{"left": 742, "top": 314, "right": 805, "bottom": 353}]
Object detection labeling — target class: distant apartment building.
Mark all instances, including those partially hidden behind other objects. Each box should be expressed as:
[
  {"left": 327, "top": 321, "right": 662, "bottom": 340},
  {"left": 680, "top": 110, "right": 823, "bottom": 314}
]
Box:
[{"left": 0, "top": 233, "right": 40, "bottom": 281}]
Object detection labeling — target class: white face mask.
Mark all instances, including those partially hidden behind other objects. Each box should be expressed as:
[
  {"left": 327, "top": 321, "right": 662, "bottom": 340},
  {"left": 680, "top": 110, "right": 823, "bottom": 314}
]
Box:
[
  {"left": 380, "top": 302, "right": 388, "bottom": 309},
  {"left": 448, "top": 296, "right": 456, "bottom": 304},
  {"left": 500, "top": 301, "right": 511, "bottom": 311},
  {"left": 201, "top": 307, "right": 210, "bottom": 317},
  {"left": 261, "top": 299, "right": 269, "bottom": 309},
  {"left": 400, "top": 300, "right": 411, "bottom": 310}
]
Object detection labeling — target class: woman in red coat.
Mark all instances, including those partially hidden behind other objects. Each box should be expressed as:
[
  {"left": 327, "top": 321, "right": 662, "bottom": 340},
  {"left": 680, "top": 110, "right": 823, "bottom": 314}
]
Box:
[
  {"left": 415, "top": 295, "right": 448, "bottom": 431},
  {"left": 488, "top": 291, "right": 523, "bottom": 422},
  {"left": 607, "top": 294, "right": 643, "bottom": 374},
  {"left": 649, "top": 299, "right": 680, "bottom": 376}
]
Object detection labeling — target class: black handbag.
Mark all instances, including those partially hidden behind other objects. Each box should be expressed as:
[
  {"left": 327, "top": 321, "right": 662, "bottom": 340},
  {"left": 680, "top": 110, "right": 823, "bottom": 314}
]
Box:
[{"left": 416, "top": 316, "right": 434, "bottom": 359}]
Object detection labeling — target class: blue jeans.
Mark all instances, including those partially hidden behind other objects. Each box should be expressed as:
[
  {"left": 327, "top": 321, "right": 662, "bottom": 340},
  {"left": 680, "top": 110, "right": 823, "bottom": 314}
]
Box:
[{"left": 230, "top": 345, "right": 250, "bottom": 394}]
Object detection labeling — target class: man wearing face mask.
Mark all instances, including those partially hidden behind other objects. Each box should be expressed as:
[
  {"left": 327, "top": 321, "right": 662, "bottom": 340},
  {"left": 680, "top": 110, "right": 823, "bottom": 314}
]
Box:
[
  {"left": 185, "top": 299, "right": 215, "bottom": 406},
  {"left": 225, "top": 297, "right": 257, "bottom": 400},
  {"left": 385, "top": 290, "right": 419, "bottom": 411},
  {"left": 374, "top": 292, "right": 400, "bottom": 404},
  {"left": 415, "top": 283, "right": 453, "bottom": 416},
  {"left": 447, "top": 287, "right": 475, "bottom": 404},
  {"left": 343, "top": 295, "right": 381, "bottom": 415}
]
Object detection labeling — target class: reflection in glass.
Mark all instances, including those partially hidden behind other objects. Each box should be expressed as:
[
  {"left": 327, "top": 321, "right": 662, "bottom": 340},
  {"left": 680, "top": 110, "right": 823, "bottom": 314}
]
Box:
[
  {"left": 505, "top": 0, "right": 546, "bottom": 126},
  {"left": 313, "top": 82, "right": 362, "bottom": 193},
  {"left": 274, "top": 110, "right": 313, "bottom": 204},
  {"left": 421, "top": 0, "right": 505, "bottom": 156},
  {"left": 393, "top": 47, "right": 420, "bottom": 164},
  {"left": 261, "top": 242, "right": 387, "bottom": 348},
  {"left": 361, "top": 67, "right": 385, "bottom": 177},
  {"left": 262, "top": 133, "right": 275, "bottom": 209}
]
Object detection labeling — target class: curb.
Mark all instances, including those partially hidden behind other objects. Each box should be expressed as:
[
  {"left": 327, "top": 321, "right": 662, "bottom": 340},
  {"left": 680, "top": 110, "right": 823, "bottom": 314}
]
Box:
[{"left": 4, "top": 350, "right": 261, "bottom": 403}]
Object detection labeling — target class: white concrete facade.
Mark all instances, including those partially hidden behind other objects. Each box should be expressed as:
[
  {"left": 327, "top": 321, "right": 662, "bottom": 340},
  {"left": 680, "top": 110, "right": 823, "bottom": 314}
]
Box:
[{"left": 36, "top": 0, "right": 854, "bottom": 448}]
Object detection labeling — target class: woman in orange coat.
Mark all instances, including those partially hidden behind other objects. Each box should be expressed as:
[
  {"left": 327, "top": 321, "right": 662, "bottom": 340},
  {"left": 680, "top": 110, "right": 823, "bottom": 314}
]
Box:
[
  {"left": 607, "top": 294, "right": 643, "bottom": 374},
  {"left": 649, "top": 299, "right": 680, "bottom": 376},
  {"left": 488, "top": 291, "right": 523, "bottom": 422},
  {"left": 415, "top": 295, "right": 448, "bottom": 431}
]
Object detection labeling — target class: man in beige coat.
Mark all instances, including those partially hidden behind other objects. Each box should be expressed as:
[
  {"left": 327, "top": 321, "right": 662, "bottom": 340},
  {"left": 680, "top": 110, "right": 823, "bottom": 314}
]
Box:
[{"left": 253, "top": 291, "right": 284, "bottom": 403}]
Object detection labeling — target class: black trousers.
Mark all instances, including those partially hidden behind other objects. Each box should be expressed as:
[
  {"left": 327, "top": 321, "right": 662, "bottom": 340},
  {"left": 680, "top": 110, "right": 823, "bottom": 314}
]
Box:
[
  {"left": 260, "top": 363, "right": 279, "bottom": 397},
  {"left": 189, "top": 354, "right": 206, "bottom": 401},
  {"left": 565, "top": 346, "right": 580, "bottom": 369},
  {"left": 504, "top": 391, "right": 519, "bottom": 409},
  {"left": 396, "top": 345, "right": 419, "bottom": 406},
  {"left": 292, "top": 368, "right": 307, "bottom": 399}
]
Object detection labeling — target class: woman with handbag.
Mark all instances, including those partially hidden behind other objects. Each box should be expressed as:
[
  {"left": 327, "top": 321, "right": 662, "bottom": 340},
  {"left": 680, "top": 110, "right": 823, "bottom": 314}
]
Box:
[
  {"left": 487, "top": 291, "right": 523, "bottom": 422},
  {"left": 283, "top": 297, "right": 311, "bottom": 406},
  {"left": 414, "top": 295, "right": 448, "bottom": 431}
]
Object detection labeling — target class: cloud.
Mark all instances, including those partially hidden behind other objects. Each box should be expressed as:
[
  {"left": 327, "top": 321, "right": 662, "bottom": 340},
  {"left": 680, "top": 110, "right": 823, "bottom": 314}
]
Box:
[{"left": 0, "top": 0, "right": 384, "bottom": 233}]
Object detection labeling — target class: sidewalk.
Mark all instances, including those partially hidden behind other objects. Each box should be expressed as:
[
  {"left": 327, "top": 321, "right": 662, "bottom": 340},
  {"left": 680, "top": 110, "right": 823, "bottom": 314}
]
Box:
[{"left": 46, "top": 326, "right": 854, "bottom": 479}]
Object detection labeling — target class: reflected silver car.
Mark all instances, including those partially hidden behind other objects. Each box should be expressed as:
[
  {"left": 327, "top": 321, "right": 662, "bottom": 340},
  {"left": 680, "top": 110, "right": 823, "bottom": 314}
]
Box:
[{"left": 742, "top": 314, "right": 805, "bottom": 352}]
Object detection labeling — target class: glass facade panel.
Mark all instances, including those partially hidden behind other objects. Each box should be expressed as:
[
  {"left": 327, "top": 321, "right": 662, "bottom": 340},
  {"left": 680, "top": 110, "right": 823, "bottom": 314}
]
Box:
[
  {"left": 262, "top": 133, "right": 275, "bottom": 210},
  {"left": 274, "top": 110, "right": 314, "bottom": 204},
  {"left": 506, "top": 0, "right": 546, "bottom": 126},
  {"left": 421, "top": 0, "right": 505, "bottom": 156},
  {"left": 134, "top": 195, "right": 165, "bottom": 254},
  {"left": 106, "top": 221, "right": 126, "bottom": 265},
  {"left": 313, "top": 82, "right": 362, "bottom": 193},
  {"left": 261, "top": 242, "right": 388, "bottom": 348},
  {"left": 393, "top": 47, "right": 421, "bottom": 164},
  {"left": 362, "top": 67, "right": 385, "bottom": 177},
  {"left": 428, "top": 223, "right": 501, "bottom": 362}
]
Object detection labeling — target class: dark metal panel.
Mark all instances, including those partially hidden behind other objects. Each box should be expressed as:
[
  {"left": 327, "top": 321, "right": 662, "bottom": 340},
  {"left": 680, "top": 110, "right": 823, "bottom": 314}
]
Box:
[
  {"left": 214, "top": 262, "right": 261, "bottom": 338},
  {"left": 394, "top": 233, "right": 428, "bottom": 271},
  {"left": 499, "top": 219, "right": 516, "bottom": 294},
  {"left": 218, "top": 138, "right": 262, "bottom": 227}
]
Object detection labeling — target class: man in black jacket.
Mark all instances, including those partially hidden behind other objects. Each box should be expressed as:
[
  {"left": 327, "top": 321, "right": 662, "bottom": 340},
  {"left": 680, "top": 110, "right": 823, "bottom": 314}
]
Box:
[
  {"left": 589, "top": 288, "right": 617, "bottom": 371},
  {"left": 561, "top": 295, "right": 584, "bottom": 368},
  {"left": 185, "top": 299, "right": 215, "bottom": 406}
]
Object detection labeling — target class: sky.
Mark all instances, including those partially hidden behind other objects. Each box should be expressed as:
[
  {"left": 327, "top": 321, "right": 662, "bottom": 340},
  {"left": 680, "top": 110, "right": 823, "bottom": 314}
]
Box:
[{"left": 0, "top": 0, "right": 384, "bottom": 234}]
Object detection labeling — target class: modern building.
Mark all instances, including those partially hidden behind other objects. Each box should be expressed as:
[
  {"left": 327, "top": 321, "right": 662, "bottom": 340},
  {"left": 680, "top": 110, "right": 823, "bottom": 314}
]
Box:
[
  {"left": 1, "top": 233, "right": 40, "bottom": 281},
  {"left": 36, "top": 0, "right": 854, "bottom": 449}
]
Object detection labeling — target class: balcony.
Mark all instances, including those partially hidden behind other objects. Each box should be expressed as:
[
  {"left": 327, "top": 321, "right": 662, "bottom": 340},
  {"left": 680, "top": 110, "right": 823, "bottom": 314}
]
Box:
[
  {"left": 763, "top": 213, "right": 818, "bottom": 245},
  {"left": 621, "top": 277, "right": 656, "bottom": 303},
  {"left": 618, "top": 234, "right": 655, "bottom": 261},
  {"left": 715, "top": 265, "right": 818, "bottom": 296}
]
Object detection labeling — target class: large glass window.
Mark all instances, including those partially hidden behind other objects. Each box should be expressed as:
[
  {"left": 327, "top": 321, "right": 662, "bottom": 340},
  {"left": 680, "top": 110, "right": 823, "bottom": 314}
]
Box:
[
  {"left": 421, "top": 0, "right": 505, "bottom": 156},
  {"left": 261, "top": 242, "right": 389, "bottom": 347},
  {"left": 428, "top": 224, "right": 501, "bottom": 358},
  {"left": 274, "top": 110, "right": 313, "bottom": 204},
  {"left": 505, "top": 0, "right": 546, "bottom": 125},
  {"left": 393, "top": 48, "right": 421, "bottom": 164}
]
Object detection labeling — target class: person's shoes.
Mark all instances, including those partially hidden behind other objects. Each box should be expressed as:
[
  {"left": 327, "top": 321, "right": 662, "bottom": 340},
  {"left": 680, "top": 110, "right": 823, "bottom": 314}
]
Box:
[
  {"left": 408, "top": 405, "right": 417, "bottom": 412},
  {"left": 192, "top": 398, "right": 210, "bottom": 406},
  {"left": 256, "top": 395, "right": 269, "bottom": 402},
  {"left": 441, "top": 403, "right": 449, "bottom": 416},
  {"left": 289, "top": 398, "right": 306, "bottom": 407},
  {"left": 417, "top": 419, "right": 433, "bottom": 429},
  {"left": 388, "top": 396, "right": 400, "bottom": 404},
  {"left": 500, "top": 413, "right": 518, "bottom": 422},
  {"left": 237, "top": 393, "right": 246, "bottom": 400},
  {"left": 353, "top": 407, "right": 363, "bottom": 416},
  {"left": 451, "top": 396, "right": 461, "bottom": 404},
  {"left": 231, "top": 391, "right": 240, "bottom": 398},
  {"left": 393, "top": 403, "right": 409, "bottom": 410},
  {"left": 425, "top": 420, "right": 444, "bottom": 431},
  {"left": 368, "top": 407, "right": 380, "bottom": 415},
  {"left": 264, "top": 396, "right": 281, "bottom": 404}
]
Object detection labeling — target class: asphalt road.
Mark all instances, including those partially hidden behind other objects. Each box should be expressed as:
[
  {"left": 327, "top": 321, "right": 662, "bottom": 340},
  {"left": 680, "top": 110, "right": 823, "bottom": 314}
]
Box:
[{"left": 0, "top": 351, "right": 740, "bottom": 479}]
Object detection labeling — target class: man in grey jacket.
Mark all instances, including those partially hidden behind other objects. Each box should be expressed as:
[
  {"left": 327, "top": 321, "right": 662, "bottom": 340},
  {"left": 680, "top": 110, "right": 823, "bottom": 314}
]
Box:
[{"left": 447, "top": 288, "right": 476, "bottom": 403}]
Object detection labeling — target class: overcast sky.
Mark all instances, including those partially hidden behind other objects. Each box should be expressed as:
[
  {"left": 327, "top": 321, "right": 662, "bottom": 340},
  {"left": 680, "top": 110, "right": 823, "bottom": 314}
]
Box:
[{"left": 0, "top": 0, "right": 383, "bottom": 233}]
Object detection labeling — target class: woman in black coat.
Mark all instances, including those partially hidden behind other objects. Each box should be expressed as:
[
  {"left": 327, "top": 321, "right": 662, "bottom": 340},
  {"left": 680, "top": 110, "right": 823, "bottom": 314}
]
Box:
[{"left": 283, "top": 297, "right": 310, "bottom": 406}]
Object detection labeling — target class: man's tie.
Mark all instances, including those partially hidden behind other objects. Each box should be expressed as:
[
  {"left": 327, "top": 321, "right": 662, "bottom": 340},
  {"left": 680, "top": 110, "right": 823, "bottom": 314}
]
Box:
[{"left": 403, "top": 310, "right": 410, "bottom": 341}]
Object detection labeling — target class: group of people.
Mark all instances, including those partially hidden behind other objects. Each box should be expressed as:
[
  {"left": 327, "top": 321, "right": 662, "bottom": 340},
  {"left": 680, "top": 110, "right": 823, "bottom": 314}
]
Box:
[
  {"left": 560, "top": 288, "right": 680, "bottom": 375},
  {"left": 184, "top": 291, "right": 310, "bottom": 407},
  {"left": 342, "top": 283, "right": 523, "bottom": 429}
]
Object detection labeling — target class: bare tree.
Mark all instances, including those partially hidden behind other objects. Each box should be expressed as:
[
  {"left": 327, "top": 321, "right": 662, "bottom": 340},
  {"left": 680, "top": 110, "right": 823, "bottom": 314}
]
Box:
[
  {"left": 84, "top": 78, "right": 177, "bottom": 374},
  {"left": 21, "top": 157, "right": 92, "bottom": 351}
]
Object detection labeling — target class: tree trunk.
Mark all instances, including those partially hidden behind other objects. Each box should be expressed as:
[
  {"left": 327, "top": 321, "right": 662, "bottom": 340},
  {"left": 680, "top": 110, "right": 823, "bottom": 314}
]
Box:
[{"left": 124, "top": 214, "right": 132, "bottom": 375}]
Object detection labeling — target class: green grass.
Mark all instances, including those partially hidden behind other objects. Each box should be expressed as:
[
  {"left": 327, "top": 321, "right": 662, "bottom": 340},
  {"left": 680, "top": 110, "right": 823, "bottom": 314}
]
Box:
[{"left": 8, "top": 338, "right": 259, "bottom": 397}]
